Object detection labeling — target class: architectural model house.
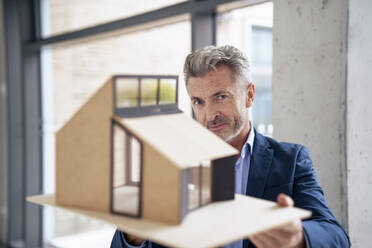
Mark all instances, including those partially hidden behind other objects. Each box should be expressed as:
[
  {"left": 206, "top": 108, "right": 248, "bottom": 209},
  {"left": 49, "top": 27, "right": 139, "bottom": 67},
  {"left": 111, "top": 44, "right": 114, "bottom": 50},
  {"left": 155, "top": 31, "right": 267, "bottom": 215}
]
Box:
[
  {"left": 28, "top": 74, "right": 310, "bottom": 247},
  {"left": 56, "top": 75, "right": 238, "bottom": 225}
]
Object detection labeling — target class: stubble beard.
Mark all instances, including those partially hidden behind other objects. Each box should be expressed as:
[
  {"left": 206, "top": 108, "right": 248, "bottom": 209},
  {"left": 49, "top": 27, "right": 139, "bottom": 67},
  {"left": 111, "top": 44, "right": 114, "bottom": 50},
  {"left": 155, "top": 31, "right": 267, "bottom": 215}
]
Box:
[{"left": 223, "top": 109, "right": 248, "bottom": 143}]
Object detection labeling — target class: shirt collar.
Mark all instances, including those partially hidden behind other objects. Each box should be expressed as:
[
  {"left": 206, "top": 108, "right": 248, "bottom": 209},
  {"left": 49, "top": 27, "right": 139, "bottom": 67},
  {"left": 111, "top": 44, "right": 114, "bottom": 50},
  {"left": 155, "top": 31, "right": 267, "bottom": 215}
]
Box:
[{"left": 240, "top": 123, "right": 255, "bottom": 159}]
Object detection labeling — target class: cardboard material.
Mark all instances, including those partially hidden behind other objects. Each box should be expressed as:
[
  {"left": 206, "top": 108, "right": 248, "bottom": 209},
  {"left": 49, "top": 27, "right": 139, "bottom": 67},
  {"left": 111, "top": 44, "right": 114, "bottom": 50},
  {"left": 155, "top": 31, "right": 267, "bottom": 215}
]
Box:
[
  {"left": 27, "top": 194, "right": 311, "bottom": 248},
  {"left": 56, "top": 77, "right": 114, "bottom": 212},
  {"left": 121, "top": 113, "right": 238, "bottom": 169},
  {"left": 142, "top": 143, "right": 181, "bottom": 224}
]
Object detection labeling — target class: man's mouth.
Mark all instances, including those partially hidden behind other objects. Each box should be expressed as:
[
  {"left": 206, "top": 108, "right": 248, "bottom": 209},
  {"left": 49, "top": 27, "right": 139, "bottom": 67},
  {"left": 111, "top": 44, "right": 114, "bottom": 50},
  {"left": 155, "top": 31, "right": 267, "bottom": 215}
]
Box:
[{"left": 208, "top": 123, "right": 226, "bottom": 131}]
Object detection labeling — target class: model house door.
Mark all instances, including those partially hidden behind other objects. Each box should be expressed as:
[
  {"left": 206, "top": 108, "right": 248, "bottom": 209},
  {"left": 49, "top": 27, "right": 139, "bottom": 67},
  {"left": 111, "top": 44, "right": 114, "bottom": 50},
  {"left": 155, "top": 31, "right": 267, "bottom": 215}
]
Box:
[{"left": 111, "top": 119, "right": 142, "bottom": 217}]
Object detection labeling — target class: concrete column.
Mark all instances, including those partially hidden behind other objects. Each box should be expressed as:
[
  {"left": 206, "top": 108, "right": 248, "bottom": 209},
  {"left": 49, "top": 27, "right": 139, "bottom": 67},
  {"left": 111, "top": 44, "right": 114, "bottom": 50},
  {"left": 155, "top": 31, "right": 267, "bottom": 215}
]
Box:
[
  {"left": 347, "top": 0, "right": 372, "bottom": 246},
  {"left": 273, "top": 0, "right": 372, "bottom": 245},
  {"left": 273, "top": 0, "right": 348, "bottom": 228}
]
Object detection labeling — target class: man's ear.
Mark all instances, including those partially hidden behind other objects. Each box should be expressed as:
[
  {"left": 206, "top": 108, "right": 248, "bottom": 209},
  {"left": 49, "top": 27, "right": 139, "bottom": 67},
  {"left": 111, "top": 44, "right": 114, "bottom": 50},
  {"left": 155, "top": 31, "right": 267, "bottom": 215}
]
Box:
[{"left": 246, "top": 83, "right": 255, "bottom": 108}]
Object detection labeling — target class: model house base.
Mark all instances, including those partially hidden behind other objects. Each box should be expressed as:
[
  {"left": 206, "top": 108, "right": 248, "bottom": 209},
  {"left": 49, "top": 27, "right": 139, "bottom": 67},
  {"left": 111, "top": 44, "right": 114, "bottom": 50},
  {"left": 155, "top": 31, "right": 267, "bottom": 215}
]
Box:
[{"left": 27, "top": 194, "right": 311, "bottom": 248}]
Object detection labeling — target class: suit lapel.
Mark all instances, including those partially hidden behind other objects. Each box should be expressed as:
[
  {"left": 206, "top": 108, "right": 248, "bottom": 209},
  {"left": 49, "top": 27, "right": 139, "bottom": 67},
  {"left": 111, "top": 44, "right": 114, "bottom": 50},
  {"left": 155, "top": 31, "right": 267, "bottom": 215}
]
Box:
[
  {"left": 246, "top": 130, "right": 273, "bottom": 199},
  {"left": 243, "top": 131, "right": 274, "bottom": 248}
]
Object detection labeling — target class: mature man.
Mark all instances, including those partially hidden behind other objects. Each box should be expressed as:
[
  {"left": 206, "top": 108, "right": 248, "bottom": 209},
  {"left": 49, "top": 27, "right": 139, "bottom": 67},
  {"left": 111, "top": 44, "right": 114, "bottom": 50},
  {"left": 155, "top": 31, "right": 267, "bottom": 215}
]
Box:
[{"left": 111, "top": 45, "right": 350, "bottom": 247}]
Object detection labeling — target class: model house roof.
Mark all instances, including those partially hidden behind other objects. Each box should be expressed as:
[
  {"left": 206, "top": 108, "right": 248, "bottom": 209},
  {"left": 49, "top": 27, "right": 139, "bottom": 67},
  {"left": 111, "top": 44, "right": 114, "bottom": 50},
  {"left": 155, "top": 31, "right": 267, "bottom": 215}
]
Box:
[{"left": 117, "top": 113, "right": 238, "bottom": 169}]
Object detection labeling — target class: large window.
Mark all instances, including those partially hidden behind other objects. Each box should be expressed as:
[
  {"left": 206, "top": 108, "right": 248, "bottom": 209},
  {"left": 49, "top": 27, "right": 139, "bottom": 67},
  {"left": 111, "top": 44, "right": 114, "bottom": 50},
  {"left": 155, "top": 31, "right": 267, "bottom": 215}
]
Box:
[
  {"left": 217, "top": 2, "right": 273, "bottom": 137},
  {"left": 5, "top": 0, "right": 275, "bottom": 247},
  {"left": 41, "top": 0, "right": 187, "bottom": 37},
  {"left": 41, "top": 3, "right": 191, "bottom": 245}
]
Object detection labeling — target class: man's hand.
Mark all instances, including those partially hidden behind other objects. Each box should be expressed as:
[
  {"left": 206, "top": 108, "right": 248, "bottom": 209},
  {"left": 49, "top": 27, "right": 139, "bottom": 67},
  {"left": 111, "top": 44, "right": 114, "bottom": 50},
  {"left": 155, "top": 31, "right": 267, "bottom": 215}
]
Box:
[{"left": 250, "top": 194, "right": 306, "bottom": 248}]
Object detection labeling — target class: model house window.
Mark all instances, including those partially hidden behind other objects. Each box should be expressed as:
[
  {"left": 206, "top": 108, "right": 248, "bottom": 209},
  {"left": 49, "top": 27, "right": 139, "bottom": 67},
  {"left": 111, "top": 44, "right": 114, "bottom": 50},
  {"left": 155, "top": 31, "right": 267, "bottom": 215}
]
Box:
[
  {"left": 187, "top": 166, "right": 200, "bottom": 211},
  {"left": 114, "top": 75, "right": 180, "bottom": 118},
  {"left": 130, "top": 137, "right": 141, "bottom": 184},
  {"left": 159, "top": 79, "right": 177, "bottom": 104},
  {"left": 141, "top": 79, "right": 158, "bottom": 106},
  {"left": 113, "top": 123, "right": 126, "bottom": 188},
  {"left": 111, "top": 119, "right": 142, "bottom": 217},
  {"left": 201, "top": 160, "right": 212, "bottom": 205},
  {"left": 116, "top": 78, "right": 139, "bottom": 108},
  {"left": 186, "top": 160, "right": 212, "bottom": 211}
]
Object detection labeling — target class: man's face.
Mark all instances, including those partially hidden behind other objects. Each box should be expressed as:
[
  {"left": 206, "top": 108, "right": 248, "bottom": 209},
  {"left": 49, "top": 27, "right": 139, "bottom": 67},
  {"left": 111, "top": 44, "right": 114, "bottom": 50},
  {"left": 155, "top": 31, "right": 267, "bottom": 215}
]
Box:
[{"left": 187, "top": 65, "right": 254, "bottom": 142}]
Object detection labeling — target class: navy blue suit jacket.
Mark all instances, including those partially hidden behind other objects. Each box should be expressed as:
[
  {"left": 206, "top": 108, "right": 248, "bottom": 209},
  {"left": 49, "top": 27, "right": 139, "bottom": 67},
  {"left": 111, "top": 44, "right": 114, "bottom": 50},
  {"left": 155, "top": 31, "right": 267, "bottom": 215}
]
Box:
[{"left": 111, "top": 131, "right": 350, "bottom": 248}]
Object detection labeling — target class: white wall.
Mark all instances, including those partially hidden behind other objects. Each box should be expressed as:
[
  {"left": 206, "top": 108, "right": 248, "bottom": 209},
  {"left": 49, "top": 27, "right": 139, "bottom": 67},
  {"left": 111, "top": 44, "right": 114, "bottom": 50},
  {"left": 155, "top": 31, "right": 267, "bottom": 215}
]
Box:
[
  {"left": 0, "top": 0, "right": 8, "bottom": 243},
  {"left": 347, "top": 0, "right": 372, "bottom": 246},
  {"left": 273, "top": 0, "right": 348, "bottom": 227}
]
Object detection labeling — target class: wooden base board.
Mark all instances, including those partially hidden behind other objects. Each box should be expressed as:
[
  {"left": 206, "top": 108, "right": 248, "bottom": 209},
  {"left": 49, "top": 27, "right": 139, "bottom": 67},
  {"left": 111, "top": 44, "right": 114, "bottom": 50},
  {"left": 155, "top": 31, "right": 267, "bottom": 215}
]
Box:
[{"left": 27, "top": 194, "right": 311, "bottom": 248}]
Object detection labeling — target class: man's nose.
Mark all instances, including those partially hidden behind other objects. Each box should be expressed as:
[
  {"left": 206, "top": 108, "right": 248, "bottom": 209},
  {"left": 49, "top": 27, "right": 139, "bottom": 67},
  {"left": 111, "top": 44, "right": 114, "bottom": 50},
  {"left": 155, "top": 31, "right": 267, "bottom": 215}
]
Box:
[{"left": 205, "top": 103, "right": 219, "bottom": 122}]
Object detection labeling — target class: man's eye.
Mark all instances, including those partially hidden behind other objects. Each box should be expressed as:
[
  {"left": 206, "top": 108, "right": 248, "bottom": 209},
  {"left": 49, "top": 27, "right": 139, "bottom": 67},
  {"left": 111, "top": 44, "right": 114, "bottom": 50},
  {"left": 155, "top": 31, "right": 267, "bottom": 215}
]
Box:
[
  {"left": 193, "top": 99, "right": 202, "bottom": 105},
  {"left": 217, "top": 95, "right": 228, "bottom": 100}
]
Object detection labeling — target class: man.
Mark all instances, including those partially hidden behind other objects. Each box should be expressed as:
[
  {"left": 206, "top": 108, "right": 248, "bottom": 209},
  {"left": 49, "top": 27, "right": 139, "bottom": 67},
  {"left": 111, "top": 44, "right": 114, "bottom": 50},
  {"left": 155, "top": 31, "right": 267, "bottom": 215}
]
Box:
[{"left": 111, "top": 45, "right": 350, "bottom": 248}]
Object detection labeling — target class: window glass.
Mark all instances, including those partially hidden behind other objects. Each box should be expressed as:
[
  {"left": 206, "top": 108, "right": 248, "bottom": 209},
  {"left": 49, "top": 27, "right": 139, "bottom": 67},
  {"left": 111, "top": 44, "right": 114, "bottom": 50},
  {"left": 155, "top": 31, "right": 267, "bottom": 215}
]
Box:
[
  {"left": 201, "top": 161, "right": 211, "bottom": 205},
  {"left": 141, "top": 78, "right": 158, "bottom": 106},
  {"left": 187, "top": 167, "right": 200, "bottom": 211},
  {"left": 116, "top": 78, "right": 139, "bottom": 108},
  {"left": 251, "top": 26, "right": 273, "bottom": 66},
  {"left": 217, "top": 2, "right": 273, "bottom": 137},
  {"left": 159, "top": 78, "right": 177, "bottom": 104},
  {"left": 41, "top": 0, "right": 187, "bottom": 37},
  {"left": 251, "top": 26, "right": 273, "bottom": 136},
  {"left": 113, "top": 124, "right": 127, "bottom": 187},
  {"left": 47, "top": 21, "right": 190, "bottom": 132},
  {"left": 112, "top": 123, "right": 141, "bottom": 216},
  {"left": 130, "top": 137, "right": 141, "bottom": 183}
]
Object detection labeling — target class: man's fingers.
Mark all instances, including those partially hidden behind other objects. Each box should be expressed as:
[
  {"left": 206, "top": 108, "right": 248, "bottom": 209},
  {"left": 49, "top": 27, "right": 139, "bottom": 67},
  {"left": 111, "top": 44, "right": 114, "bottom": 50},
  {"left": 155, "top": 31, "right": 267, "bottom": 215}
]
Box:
[
  {"left": 251, "top": 219, "right": 304, "bottom": 247},
  {"left": 264, "top": 228, "right": 292, "bottom": 244},
  {"left": 266, "top": 219, "right": 303, "bottom": 238},
  {"left": 253, "top": 225, "right": 296, "bottom": 247},
  {"left": 251, "top": 194, "right": 303, "bottom": 247},
  {"left": 250, "top": 234, "right": 274, "bottom": 248},
  {"left": 277, "top": 193, "right": 294, "bottom": 207},
  {"left": 280, "top": 219, "right": 303, "bottom": 233},
  {"left": 265, "top": 226, "right": 302, "bottom": 246}
]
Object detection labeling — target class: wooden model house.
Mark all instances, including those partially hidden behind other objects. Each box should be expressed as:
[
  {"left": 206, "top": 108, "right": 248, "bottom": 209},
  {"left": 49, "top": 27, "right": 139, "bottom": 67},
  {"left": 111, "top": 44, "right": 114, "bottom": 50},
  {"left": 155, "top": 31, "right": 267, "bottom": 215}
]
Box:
[{"left": 56, "top": 75, "right": 238, "bottom": 225}]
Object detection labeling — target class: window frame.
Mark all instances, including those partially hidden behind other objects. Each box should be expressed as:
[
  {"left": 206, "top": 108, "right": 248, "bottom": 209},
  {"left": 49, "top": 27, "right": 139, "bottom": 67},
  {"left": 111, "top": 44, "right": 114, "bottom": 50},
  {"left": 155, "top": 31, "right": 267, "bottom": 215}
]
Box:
[
  {"left": 114, "top": 75, "right": 181, "bottom": 118},
  {"left": 110, "top": 118, "right": 144, "bottom": 218},
  {"left": 185, "top": 162, "right": 213, "bottom": 212}
]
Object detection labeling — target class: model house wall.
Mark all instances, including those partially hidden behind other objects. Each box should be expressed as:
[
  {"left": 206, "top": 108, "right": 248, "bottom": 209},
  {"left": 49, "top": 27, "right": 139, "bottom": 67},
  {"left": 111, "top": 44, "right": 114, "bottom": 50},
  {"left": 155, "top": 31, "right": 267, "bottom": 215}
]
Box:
[
  {"left": 142, "top": 144, "right": 181, "bottom": 224},
  {"left": 56, "top": 79, "right": 114, "bottom": 212}
]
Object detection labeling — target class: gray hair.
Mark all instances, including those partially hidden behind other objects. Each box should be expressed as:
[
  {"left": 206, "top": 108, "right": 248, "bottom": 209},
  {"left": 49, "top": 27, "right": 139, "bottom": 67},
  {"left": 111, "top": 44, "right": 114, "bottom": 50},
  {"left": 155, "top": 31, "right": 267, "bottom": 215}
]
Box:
[{"left": 183, "top": 45, "right": 251, "bottom": 87}]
